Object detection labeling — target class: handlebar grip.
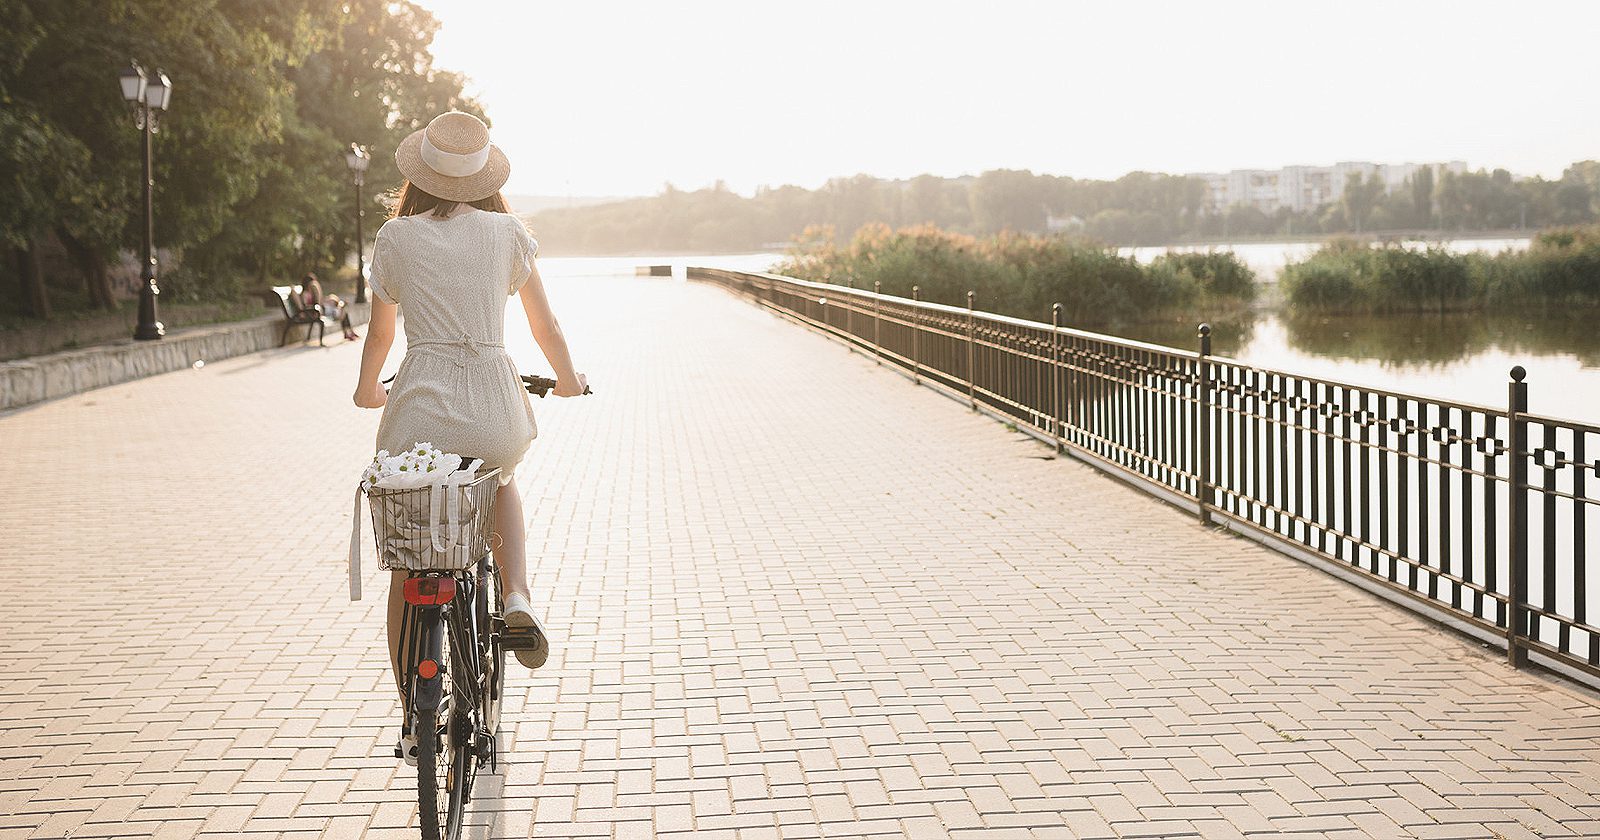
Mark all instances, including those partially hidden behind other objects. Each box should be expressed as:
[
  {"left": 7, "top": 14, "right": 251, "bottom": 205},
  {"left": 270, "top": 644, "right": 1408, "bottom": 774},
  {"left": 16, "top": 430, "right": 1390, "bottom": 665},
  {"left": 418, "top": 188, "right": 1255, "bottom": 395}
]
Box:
[{"left": 521, "top": 375, "right": 592, "bottom": 397}]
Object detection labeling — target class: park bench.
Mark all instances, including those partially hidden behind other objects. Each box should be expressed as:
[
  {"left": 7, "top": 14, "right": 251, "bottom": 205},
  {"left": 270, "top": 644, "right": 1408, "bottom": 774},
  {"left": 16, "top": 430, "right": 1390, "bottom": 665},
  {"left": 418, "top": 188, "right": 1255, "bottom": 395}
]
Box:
[{"left": 267, "top": 285, "right": 334, "bottom": 347}]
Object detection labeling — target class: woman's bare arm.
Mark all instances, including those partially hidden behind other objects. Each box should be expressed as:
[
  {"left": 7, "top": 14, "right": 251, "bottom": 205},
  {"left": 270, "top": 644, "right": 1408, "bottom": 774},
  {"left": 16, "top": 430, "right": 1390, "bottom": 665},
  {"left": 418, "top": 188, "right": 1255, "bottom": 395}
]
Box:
[
  {"left": 517, "top": 263, "right": 584, "bottom": 396},
  {"left": 353, "top": 298, "right": 397, "bottom": 408}
]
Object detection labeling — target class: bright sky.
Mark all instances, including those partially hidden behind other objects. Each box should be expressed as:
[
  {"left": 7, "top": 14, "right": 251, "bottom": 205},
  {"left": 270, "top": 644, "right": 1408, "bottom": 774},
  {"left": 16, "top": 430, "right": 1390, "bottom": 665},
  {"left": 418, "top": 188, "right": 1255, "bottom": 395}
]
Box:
[{"left": 413, "top": 0, "right": 1600, "bottom": 197}]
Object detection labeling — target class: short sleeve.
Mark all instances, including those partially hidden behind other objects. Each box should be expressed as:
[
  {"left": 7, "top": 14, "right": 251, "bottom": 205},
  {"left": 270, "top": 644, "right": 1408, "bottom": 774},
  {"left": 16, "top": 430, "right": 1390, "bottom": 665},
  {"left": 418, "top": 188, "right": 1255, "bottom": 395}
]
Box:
[
  {"left": 507, "top": 217, "right": 538, "bottom": 296},
  {"left": 366, "top": 222, "right": 399, "bottom": 304}
]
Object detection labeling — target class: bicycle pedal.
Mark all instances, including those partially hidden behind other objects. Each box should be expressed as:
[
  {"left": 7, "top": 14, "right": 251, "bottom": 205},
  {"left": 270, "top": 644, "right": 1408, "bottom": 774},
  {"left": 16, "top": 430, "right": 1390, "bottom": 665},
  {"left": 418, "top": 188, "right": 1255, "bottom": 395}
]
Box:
[{"left": 500, "top": 628, "right": 545, "bottom": 650}]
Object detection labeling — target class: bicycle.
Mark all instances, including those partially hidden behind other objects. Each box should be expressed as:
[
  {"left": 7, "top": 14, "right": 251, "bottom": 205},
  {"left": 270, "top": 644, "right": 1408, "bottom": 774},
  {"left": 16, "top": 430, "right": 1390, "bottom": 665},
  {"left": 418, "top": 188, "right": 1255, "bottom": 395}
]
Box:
[{"left": 369, "top": 373, "right": 589, "bottom": 840}]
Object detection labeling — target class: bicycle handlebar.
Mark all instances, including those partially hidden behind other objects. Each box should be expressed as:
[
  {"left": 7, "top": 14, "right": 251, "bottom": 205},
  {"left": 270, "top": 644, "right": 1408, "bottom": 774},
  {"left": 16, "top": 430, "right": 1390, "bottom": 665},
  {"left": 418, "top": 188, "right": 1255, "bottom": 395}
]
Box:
[{"left": 379, "top": 372, "right": 593, "bottom": 397}]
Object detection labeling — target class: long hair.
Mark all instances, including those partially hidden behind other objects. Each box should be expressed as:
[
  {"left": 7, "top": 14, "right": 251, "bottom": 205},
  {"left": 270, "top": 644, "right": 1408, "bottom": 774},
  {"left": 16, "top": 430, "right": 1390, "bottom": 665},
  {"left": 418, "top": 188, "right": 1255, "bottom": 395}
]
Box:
[{"left": 391, "top": 181, "right": 512, "bottom": 219}]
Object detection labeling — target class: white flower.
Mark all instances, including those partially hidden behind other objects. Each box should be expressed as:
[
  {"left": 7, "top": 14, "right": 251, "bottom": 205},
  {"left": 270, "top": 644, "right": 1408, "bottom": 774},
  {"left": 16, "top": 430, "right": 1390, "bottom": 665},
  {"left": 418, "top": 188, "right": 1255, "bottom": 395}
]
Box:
[{"left": 362, "top": 442, "right": 473, "bottom": 490}]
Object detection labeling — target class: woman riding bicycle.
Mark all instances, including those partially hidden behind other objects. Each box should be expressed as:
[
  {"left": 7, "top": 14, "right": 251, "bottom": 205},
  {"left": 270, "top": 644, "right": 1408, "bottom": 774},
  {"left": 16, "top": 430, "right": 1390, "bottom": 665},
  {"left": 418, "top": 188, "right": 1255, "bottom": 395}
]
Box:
[{"left": 351, "top": 111, "right": 587, "bottom": 713}]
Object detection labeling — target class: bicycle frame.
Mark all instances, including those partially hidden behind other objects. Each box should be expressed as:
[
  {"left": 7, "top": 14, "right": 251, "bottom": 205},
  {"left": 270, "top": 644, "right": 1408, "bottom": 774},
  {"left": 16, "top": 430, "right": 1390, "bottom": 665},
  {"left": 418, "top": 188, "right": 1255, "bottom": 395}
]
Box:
[
  {"left": 401, "top": 551, "right": 504, "bottom": 839},
  {"left": 405, "top": 567, "right": 488, "bottom": 745}
]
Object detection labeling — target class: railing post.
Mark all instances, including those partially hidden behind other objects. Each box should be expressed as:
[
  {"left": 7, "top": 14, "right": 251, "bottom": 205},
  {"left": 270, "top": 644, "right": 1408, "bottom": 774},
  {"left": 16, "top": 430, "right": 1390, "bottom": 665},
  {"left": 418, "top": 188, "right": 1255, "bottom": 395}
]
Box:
[
  {"left": 1197, "top": 323, "right": 1213, "bottom": 526},
  {"left": 911, "top": 285, "right": 921, "bottom": 384},
  {"left": 1052, "top": 303, "right": 1064, "bottom": 453},
  {"left": 845, "top": 279, "right": 853, "bottom": 340},
  {"left": 1507, "top": 365, "right": 1529, "bottom": 668},
  {"left": 872, "top": 281, "right": 882, "bottom": 365},
  {"left": 966, "top": 290, "right": 976, "bottom": 409}
]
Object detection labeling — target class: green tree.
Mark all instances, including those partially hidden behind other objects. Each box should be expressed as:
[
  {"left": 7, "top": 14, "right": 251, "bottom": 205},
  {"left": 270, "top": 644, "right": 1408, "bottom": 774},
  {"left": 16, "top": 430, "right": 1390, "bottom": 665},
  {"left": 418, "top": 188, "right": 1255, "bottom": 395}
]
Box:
[
  {"left": 1411, "top": 166, "right": 1435, "bottom": 228},
  {"left": 755, "top": 184, "right": 819, "bottom": 247},
  {"left": 821, "top": 174, "right": 886, "bottom": 242},
  {"left": 969, "top": 169, "right": 1046, "bottom": 233},
  {"left": 1, "top": 0, "right": 480, "bottom": 320},
  {"left": 2, "top": 0, "right": 341, "bottom": 313},
  {"left": 185, "top": 0, "right": 484, "bottom": 286},
  {"left": 1341, "top": 172, "right": 1384, "bottom": 233},
  {"left": 905, "top": 174, "right": 957, "bottom": 227},
  {"left": 1560, "top": 161, "right": 1600, "bottom": 220},
  {"left": 1554, "top": 180, "right": 1592, "bottom": 224}
]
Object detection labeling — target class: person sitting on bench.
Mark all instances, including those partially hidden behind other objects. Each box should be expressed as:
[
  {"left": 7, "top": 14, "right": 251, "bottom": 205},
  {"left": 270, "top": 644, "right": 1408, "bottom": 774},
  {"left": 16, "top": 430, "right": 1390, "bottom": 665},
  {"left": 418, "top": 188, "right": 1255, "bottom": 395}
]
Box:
[{"left": 299, "top": 272, "right": 358, "bottom": 341}]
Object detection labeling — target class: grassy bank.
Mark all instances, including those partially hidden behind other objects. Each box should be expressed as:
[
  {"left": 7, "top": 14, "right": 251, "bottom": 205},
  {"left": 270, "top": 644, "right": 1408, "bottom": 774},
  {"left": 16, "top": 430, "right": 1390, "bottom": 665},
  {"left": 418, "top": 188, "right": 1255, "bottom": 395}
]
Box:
[
  {"left": 774, "top": 224, "right": 1255, "bottom": 328},
  {"left": 0, "top": 298, "right": 270, "bottom": 362},
  {"left": 0, "top": 265, "right": 367, "bottom": 362},
  {"left": 1281, "top": 227, "right": 1600, "bottom": 313}
]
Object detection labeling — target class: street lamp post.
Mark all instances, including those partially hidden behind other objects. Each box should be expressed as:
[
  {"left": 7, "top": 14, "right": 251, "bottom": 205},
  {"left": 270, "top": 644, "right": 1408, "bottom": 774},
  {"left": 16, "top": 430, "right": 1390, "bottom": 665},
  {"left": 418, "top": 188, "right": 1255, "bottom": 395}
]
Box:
[
  {"left": 120, "top": 62, "right": 172, "bottom": 341},
  {"left": 345, "top": 144, "right": 371, "bottom": 303}
]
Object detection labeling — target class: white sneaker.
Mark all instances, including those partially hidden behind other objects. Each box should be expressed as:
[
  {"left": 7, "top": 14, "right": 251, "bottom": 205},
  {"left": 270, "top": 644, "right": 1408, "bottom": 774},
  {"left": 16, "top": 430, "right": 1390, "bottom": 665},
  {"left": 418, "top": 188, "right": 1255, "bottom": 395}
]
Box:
[{"left": 503, "top": 592, "right": 550, "bottom": 669}]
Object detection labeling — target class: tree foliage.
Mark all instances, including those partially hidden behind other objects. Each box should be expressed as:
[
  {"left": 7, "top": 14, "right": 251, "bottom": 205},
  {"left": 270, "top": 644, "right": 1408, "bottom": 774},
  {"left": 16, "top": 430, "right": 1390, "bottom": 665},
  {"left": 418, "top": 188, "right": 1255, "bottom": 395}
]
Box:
[
  {"left": 0, "top": 0, "right": 477, "bottom": 319},
  {"left": 533, "top": 162, "right": 1600, "bottom": 256}
]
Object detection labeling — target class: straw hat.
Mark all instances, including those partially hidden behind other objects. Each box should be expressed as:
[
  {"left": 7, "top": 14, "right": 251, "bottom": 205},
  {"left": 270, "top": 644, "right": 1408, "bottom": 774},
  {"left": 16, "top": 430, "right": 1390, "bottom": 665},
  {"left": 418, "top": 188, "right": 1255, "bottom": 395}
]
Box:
[{"left": 394, "top": 111, "right": 511, "bottom": 202}]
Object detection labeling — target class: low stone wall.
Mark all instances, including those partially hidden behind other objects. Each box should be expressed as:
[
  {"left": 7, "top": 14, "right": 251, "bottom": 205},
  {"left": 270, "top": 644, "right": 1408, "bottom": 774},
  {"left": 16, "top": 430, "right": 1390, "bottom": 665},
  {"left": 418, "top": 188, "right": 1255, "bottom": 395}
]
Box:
[{"left": 0, "top": 303, "right": 370, "bottom": 411}]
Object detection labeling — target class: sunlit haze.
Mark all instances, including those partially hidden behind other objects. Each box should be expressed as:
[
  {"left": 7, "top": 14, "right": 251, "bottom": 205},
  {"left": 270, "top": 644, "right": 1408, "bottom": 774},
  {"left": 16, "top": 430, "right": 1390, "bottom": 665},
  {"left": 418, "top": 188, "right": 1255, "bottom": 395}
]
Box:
[{"left": 413, "top": 0, "right": 1600, "bottom": 197}]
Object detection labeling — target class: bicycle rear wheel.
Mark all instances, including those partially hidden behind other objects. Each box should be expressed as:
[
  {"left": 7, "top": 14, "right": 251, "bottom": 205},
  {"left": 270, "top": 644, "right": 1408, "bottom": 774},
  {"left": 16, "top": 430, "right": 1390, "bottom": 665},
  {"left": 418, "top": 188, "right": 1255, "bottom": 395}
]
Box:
[
  {"left": 415, "top": 613, "right": 470, "bottom": 840},
  {"left": 415, "top": 702, "right": 449, "bottom": 838}
]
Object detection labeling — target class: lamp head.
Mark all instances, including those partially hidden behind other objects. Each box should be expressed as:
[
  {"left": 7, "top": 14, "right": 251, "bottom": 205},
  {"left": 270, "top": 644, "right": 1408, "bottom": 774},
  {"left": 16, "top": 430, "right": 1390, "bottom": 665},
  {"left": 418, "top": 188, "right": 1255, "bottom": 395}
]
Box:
[
  {"left": 146, "top": 70, "right": 172, "bottom": 111},
  {"left": 345, "top": 143, "right": 370, "bottom": 173},
  {"left": 119, "top": 62, "right": 146, "bottom": 103}
]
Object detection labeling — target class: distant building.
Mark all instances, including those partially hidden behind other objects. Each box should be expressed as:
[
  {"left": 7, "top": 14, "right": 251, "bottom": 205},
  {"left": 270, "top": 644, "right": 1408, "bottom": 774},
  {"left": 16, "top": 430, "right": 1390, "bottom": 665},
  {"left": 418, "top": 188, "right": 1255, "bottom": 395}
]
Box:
[
  {"left": 1192, "top": 161, "right": 1467, "bottom": 215},
  {"left": 1045, "top": 213, "right": 1085, "bottom": 233}
]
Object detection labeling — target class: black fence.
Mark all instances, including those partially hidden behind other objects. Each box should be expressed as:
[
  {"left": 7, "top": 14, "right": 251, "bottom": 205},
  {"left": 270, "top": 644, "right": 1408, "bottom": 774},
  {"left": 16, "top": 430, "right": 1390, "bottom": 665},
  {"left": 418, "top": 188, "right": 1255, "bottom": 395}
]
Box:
[{"left": 690, "top": 267, "right": 1600, "bottom": 687}]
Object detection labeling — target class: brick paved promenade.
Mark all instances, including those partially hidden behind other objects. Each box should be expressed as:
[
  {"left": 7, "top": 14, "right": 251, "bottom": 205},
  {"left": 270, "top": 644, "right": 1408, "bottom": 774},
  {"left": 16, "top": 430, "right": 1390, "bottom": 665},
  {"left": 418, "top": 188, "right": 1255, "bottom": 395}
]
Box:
[{"left": 5, "top": 273, "right": 1600, "bottom": 839}]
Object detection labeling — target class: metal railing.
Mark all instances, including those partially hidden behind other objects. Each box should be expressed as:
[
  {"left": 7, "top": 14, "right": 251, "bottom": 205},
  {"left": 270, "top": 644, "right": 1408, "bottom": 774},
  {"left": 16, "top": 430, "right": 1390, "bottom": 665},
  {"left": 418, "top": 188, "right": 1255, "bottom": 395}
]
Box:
[{"left": 690, "top": 266, "right": 1600, "bottom": 686}]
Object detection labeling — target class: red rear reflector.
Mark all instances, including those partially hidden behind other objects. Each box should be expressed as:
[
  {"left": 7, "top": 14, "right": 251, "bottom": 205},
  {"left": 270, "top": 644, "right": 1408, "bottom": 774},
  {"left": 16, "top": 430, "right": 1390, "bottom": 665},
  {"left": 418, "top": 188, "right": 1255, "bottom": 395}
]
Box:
[
  {"left": 417, "top": 659, "right": 439, "bottom": 680},
  {"left": 403, "top": 577, "right": 456, "bottom": 606}
]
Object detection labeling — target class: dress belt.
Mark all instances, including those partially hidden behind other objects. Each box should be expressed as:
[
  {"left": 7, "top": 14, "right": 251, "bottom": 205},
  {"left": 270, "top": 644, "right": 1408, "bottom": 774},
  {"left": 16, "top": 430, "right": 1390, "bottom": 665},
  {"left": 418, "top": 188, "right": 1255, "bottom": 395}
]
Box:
[{"left": 407, "top": 335, "right": 504, "bottom": 366}]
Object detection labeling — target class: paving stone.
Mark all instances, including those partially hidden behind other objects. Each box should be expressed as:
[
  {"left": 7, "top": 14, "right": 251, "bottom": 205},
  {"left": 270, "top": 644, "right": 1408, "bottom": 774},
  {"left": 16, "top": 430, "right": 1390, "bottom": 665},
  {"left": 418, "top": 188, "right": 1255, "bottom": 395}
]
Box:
[{"left": 4, "top": 273, "right": 1600, "bottom": 838}]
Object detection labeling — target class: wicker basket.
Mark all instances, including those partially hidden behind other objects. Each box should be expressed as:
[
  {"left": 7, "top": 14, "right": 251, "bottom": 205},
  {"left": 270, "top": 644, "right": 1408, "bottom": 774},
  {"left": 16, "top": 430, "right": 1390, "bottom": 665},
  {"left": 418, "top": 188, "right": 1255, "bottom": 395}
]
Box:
[{"left": 363, "top": 467, "right": 501, "bottom": 572}]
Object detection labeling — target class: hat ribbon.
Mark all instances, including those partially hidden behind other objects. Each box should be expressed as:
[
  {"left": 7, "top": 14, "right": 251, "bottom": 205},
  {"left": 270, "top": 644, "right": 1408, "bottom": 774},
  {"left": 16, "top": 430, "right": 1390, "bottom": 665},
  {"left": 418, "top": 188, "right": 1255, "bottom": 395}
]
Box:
[{"left": 420, "top": 133, "right": 490, "bottom": 178}]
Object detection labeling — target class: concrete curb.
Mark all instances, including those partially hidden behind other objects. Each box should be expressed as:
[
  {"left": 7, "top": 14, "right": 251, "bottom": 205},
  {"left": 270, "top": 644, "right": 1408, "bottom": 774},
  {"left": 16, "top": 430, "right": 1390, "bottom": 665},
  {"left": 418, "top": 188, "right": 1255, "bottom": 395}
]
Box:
[{"left": 0, "top": 303, "right": 370, "bottom": 411}]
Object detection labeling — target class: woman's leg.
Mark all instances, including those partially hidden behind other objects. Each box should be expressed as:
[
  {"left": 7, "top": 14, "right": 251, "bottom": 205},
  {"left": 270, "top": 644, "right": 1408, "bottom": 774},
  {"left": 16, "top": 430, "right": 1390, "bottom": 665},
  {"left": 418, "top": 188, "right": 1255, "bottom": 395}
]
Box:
[
  {"left": 386, "top": 569, "right": 408, "bottom": 701},
  {"left": 492, "top": 481, "right": 531, "bottom": 601}
]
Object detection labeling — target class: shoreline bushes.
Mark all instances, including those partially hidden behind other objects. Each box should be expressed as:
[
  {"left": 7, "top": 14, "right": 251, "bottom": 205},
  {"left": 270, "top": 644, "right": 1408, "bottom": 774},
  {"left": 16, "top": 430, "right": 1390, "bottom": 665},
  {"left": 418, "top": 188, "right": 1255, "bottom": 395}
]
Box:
[
  {"left": 1281, "top": 227, "right": 1600, "bottom": 313},
  {"left": 774, "top": 224, "right": 1255, "bottom": 327},
  {"left": 774, "top": 223, "right": 1600, "bottom": 325},
  {"left": 1279, "top": 240, "right": 1474, "bottom": 313}
]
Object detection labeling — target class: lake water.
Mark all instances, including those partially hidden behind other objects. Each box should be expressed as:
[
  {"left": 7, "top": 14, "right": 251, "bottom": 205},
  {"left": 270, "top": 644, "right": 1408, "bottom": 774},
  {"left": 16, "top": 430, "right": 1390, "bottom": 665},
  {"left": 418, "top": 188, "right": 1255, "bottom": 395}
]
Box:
[
  {"left": 1116, "top": 237, "right": 1598, "bottom": 422},
  {"left": 535, "top": 244, "right": 1599, "bottom": 424}
]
